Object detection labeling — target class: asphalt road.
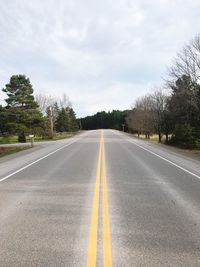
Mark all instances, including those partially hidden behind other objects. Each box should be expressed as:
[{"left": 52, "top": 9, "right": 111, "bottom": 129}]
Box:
[{"left": 0, "top": 130, "right": 200, "bottom": 267}]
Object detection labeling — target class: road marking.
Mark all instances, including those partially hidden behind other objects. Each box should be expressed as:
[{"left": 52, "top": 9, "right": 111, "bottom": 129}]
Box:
[
  {"left": 86, "top": 131, "right": 112, "bottom": 267},
  {"left": 127, "top": 139, "right": 200, "bottom": 181},
  {"left": 102, "top": 135, "right": 112, "bottom": 267},
  {"left": 87, "top": 132, "right": 103, "bottom": 267},
  {"left": 0, "top": 138, "right": 80, "bottom": 183}
]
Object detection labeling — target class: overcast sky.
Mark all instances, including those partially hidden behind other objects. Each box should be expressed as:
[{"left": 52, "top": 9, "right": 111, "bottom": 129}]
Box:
[{"left": 0, "top": 0, "right": 200, "bottom": 117}]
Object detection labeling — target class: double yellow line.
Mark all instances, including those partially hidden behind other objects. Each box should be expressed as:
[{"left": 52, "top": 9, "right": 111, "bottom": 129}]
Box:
[{"left": 87, "top": 130, "right": 112, "bottom": 267}]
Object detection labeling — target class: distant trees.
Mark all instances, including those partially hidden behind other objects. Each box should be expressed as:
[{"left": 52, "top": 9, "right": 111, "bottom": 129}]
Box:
[
  {"left": 0, "top": 75, "right": 79, "bottom": 142},
  {"left": 80, "top": 110, "right": 128, "bottom": 130},
  {"left": 127, "top": 34, "right": 200, "bottom": 148}
]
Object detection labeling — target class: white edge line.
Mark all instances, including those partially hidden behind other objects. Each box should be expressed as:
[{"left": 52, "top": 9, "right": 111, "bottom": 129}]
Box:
[
  {"left": 128, "top": 139, "right": 200, "bottom": 180},
  {"left": 0, "top": 139, "right": 78, "bottom": 183},
  {"left": 113, "top": 130, "right": 200, "bottom": 180}
]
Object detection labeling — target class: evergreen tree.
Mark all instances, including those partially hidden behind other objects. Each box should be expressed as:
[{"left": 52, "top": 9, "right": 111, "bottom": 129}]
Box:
[
  {"left": 80, "top": 110, "right": 128, "bottom": 130},
  {"left": 55, "top": 108, "right": 70, "bottom": 132},
  {"left": 0, "top": 105, "right": 8, "bottom": 134},
  {"left": 2, "top": 74, "right": 44, "bottom": 142},
  {"left": 169, "top": 75, "right": 199, "bottom": 126},
  {"left": 69, "top": 108, "right": 79, "bottom": 131}
]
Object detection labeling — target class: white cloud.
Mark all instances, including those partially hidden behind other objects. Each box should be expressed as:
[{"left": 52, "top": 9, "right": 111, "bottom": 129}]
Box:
[{"left": 0, "top": 0, "right": 200, "bottom": 116}]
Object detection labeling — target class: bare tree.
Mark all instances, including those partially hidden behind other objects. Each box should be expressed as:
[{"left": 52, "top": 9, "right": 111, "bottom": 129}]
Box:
[
  {"left": 127, "top": 89, "right": 170, "bottom": 142},
  {"left": 168, "top": 34, "right": 200, "bottom": 85},
  {"left": 35, "top": 93, "right": 71, "bottom": 113},
  {"left": 128, "top": 95, "right": 154, "bottom": 139},
  {"left": 150, "top": 89, "right": 169, "bottom": 142},
  {"left": 59, "top": 93, "right": 71, "bottom": 109},
  {"left": 35, "top": 93, "right": 71, "bottom": 137},
  {"left": 35, "top": 94, "right": 58, "bottom": 114}
]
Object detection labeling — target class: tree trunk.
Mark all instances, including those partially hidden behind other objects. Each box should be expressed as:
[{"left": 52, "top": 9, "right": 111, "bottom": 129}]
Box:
[
  {"left": 158, "top": 132, "right": 162, "bottom": 143},
  {"left": 165, "top": 133, "right": 169, "bottom": 143}
]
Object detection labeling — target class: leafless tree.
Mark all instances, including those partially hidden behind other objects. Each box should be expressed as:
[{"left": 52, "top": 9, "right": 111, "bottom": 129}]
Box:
[
  {"left": 127, "top": 89, "right": 170, "bottom": 142},
  {"left": 128, "top": 95, "right": 154, "bottom": 138},
  {"left": 35, "top": 93, "right": 71, "bottom": 137},
  {"left": 150, "top": 89, "right": 169, "bottom": 142},
  {"left": 35, "top": 94, "right": 57, "bottom": 114},
  {"left": 59, "top": 93, "right": 71, "bottom": 109},
  {"left": 168, "top": 34, "right": 200, "bottom": 86},
  {"left": 35, "top": 93, "right": 71, "bottom": 114}
]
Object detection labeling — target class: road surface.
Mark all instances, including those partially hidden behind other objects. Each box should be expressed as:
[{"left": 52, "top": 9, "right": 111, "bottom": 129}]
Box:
[{"left": 0, "top": 130, "right": 200, "bottom": 266}]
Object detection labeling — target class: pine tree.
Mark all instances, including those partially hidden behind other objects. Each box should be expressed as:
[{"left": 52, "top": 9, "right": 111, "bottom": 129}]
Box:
[
  {"left": 55, "top": 108, "right": 70, "bottom": 132},
  {"left": 69, "top": 108, "right": 79, "bottom": 132},
  {"left": 3, "top": 74, "right": 44, "bottom": 142}
]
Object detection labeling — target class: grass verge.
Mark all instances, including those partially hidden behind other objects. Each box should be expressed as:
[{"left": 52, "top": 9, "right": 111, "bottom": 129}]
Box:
[{"left": 0, "top": 146, "right": 30, "bottom": 158}]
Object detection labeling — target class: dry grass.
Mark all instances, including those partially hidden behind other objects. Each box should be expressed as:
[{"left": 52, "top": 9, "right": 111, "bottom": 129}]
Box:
[{"left": 0, "top": 146, "right": 29, "bottom": 158}]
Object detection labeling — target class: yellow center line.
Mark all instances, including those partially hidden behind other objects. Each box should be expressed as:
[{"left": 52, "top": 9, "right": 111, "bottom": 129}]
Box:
[
  {"left": 102, "top": 134, "right": 112, "bottom": 267},
  {"left": 86, "top": 131, "right": 103, "bottom": 267},
  {"left": 86, "top": 130, "right": 112, "bottom": 267}
]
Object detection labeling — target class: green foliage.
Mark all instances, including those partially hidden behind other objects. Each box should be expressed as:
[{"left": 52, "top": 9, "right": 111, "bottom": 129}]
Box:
[
  {"left": 167, "top": 75, "right": 200, "bottom": 148},
  {"left": 0, "top": 105, "right": 8, "bottom": 134},
  {"left": 80, "top": 110, "right": 128, "bottom": 130},
  {"left": 55, "top": 107, "right": 78, "bottom": 133},
  {"left": 2, "top": 75, "right": 45, "bottom": 141},
  {"left": 169, "top": 75, "right": 200, "bottom": 126},
  {"left": 55, "top": 108, "right": 70, "bottom": 132},
  {"left": 3, "top": 75, "right": 38, "bottom": 109},
  {"left": 69, "top": 108, "right": 79, "bottom": 131},
  {"left": 18, "top": 132, "right": 26, "bottom": 143},
  {"left": 0, "top": 136, "right": 18, "bottom": 144},
  {"left": 169, "top": 124, "right": 196, "bottom": 148}
]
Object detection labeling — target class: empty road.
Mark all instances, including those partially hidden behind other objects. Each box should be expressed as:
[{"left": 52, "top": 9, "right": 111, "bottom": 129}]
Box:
[{"left": 0, "top": 130, "right": 200, "bottom": 266}]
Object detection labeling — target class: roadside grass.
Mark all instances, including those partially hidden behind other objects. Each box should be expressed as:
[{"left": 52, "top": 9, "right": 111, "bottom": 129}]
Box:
[
  {"left": 132, "top": 133, "right": 200, "bottom": 155},
  {"left": 0, "top": 136, "right": 18, "bottom": 144},
  {"left": 0, "top": 146, "right": 30, "bottom": 158},
  {"left": 133, "top": 134, "right": 169, "bottom": 142},
  {"left": 32, "top": 132, "right": 75, "bottom": 142},
  {"left": 0, "top": 132, "right": 78, "bottom": 144}
]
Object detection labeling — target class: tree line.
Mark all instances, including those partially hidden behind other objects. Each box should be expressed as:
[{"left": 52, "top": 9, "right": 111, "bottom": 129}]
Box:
[
  {"left": 80, "top": 110, "right": 128, "bottom": 131},
  {"left": 127, "top": 34, "right": 200, "bottom": 148},
  {"left": 0, "top": 74, "right": 78, "bottom": 142}
]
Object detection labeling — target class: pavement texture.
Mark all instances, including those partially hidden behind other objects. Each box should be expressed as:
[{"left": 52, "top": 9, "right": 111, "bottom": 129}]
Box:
[{"left": 0, "top": 129, "right": 200, "bottom": 267}]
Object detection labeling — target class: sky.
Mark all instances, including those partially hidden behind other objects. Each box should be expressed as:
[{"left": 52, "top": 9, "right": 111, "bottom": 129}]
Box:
[{"left": 0, "top": 0, "right": 200, "bottom": 117}]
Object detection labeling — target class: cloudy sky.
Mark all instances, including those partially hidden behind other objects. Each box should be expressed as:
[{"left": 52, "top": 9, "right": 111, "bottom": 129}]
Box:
[{"left": 0, "top": 0, "right": 200, "bottom": 117}]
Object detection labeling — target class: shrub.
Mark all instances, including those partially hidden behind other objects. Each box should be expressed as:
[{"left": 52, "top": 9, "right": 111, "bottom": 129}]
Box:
[{"left": 169, "top": 124, "right": 196, "bottom": 148}]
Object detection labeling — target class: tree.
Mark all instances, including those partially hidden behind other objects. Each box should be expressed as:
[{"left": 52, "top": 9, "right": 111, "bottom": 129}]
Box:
[
  {"left": 80, "top": 110, "right": 128, "bottom": 130},
  {"left": 35, "top": 94, "right": 56, "bottom": 114},
  {"left": 0, "top": 105, "right": 8, "bottom": 134},
  {"left": 168, "top": 34, "right": 200, "bottom": 85},
  {"left": 168, "top": 75, "right": 199, "bottom": 126},
  {"left": 150, "top": 90, "right": 169, "bottom": 142},
  {"left": 166, "top": 34, "right": 200, "bottom": 148},
  {"left": 127, "top": 89, "right": 171, "bottom": 142},
  {"left": 3, "top": 75, "right": 44, "bottom": 142},
  {"left": 68, "top": 108, "right": 79, "bottom": 132},
  {"left": 134, "top": 95, "right": 154, "bottom": 139},
  {"left": 55, "top": 108, "right": 70, "bottom": 132}
]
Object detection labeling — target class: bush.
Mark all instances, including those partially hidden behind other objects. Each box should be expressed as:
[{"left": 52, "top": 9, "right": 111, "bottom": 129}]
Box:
[
  {"left": 169, "top": 124, "right": 196, "bottom": 148},
  {"left": 18, "top": 132, "right": 26, "bottom": 143}
]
